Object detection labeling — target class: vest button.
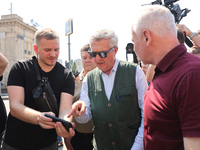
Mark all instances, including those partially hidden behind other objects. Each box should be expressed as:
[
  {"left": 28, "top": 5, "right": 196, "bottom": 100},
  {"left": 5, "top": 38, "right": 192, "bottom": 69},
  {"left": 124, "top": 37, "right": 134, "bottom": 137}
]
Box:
[
  {"left": 108, "top": 103, "right": 111, "bottom": 107},
  {"left": 109, "top": 123, "right": 112, "bottom": 127},
  {"left": 112, "top": 142, "right": 115, "bottom": 145}
]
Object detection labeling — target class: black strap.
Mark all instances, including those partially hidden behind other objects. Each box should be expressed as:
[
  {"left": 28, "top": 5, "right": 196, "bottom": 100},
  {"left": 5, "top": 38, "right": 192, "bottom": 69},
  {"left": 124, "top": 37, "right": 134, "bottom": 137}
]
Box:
[{"left": 32, "top": 56, "right": 42, "bottom": 81}]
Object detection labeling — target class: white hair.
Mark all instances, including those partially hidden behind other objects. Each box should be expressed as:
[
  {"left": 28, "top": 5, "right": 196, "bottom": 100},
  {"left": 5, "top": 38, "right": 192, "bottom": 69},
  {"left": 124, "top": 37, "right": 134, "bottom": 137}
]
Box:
[
  {"left": 132, "top": 5, "right": 177, "bottom": 38},
  {"left": 89, "top": 29, "right": 118, "bottom": 47}
]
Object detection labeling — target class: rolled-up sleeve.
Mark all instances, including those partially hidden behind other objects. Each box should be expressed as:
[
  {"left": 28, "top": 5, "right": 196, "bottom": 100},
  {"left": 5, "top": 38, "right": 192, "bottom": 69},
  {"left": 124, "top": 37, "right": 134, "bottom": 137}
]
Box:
[{"left": 74, "top": 75, "right": 92, "bottom": 123}]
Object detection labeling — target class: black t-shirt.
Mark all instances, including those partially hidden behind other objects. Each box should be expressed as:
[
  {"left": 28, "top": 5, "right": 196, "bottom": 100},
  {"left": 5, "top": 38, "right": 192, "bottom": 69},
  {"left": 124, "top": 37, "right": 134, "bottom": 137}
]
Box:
[
  {"left": 0, "top": 75, "right": 7, "bottom": 136},
  {"left": 4, "top": 58, "right": 75, "bottom": 149}
]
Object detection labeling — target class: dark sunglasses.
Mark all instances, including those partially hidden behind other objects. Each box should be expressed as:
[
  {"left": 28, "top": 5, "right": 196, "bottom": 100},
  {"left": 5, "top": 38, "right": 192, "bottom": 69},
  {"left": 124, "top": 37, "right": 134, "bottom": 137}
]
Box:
[{"left": 88, "top": 46, "right": 116, "bottom": 58}]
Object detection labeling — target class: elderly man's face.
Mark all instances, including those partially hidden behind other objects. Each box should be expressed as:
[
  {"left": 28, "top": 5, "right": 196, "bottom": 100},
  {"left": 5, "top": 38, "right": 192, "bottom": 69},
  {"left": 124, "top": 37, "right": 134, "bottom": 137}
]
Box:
[{"left": 90, "top": 39, "right": 117, "bottom": 75}]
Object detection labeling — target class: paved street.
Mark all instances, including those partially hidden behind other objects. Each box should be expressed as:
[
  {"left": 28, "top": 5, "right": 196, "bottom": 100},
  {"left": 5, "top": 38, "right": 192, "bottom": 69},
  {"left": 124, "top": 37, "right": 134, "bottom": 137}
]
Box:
[{"left": 2, "top": 96, "right": 67, "bottom": 150}]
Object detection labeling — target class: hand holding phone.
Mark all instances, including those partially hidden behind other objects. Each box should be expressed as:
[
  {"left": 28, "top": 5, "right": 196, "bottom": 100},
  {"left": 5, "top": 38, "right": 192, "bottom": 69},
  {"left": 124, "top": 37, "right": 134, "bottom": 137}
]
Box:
[{"left": 44, "top": 114, "right": 72, "bottom": 131}]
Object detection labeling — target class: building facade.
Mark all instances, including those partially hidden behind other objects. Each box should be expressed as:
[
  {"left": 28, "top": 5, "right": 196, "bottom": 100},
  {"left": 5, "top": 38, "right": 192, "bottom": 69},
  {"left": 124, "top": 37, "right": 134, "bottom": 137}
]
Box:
[{"left": 0, "top": 14, "right": 37, "bottom": 92}]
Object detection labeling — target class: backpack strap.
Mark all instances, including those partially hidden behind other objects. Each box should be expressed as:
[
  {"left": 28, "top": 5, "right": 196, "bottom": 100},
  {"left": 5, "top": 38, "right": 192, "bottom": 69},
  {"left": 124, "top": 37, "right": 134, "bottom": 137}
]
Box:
[{"left": 32, "top": 56, "right": 42, "bottom": 82}]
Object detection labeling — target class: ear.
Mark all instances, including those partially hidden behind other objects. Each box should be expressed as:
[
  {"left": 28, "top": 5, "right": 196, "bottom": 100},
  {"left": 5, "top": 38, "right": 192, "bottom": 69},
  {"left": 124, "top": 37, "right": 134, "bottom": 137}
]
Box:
[
  {"left": 143, "top": 30, "right": 151, "bottom": 47},
  {"left": 33, "top": 45, "right": 38, "bottom": 54},
  {"left": 114, "top": 46, "right": 118, "bottom": 56}
]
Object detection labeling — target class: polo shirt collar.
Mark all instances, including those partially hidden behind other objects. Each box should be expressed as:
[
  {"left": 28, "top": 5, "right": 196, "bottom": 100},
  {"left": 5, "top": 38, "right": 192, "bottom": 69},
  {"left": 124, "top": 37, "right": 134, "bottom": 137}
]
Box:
[{"left": 155, "top": 44, "right": 187, "bottom": 76}]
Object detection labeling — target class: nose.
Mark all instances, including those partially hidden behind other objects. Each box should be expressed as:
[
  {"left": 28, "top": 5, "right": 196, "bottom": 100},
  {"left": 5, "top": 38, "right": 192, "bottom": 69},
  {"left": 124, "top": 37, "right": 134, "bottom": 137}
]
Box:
[
  {"left": 85, "top": 58, "right": 91, "bottom": 62},
  {"left": 95, "top": 53, "right": 102, "bottom": 61},
  {"left": 50, "top": 50, "right": 56, "bottom": 57}
]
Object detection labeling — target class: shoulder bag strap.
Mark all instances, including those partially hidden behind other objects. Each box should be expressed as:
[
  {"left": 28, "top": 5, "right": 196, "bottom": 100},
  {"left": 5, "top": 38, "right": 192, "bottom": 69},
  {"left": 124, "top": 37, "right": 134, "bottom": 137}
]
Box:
[{"left": 32, "top": 56, "right": 42, "bottom": 81}]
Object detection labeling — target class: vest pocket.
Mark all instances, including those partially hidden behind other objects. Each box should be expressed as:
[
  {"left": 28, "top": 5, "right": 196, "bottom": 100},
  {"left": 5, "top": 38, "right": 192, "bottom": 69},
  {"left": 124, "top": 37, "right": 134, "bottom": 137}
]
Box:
[
  {"left": 93, "top": 122, "right": 109, "bottom": 149},
  {"left": 117, "top": 120, "right": 140, "bottom": 149},
  {"left": 116, "top": 85, "right": 135, "bottom": 102},
  {"left": 116, "top": 93, "right": 134, "bottom": 102}
]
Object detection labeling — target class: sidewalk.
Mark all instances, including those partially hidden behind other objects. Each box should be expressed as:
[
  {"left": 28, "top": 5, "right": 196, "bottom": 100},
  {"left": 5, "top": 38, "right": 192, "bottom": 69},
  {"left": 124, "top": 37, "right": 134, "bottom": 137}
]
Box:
[{"left": 2, "top": 96, "right": 67, "bottom": 150}]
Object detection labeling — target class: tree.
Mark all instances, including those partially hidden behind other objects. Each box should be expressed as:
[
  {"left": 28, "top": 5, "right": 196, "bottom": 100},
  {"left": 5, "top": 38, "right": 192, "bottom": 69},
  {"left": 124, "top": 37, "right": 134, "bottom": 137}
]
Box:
[{"left": 70, "top": 59, "right": 78, "bottom": 75}]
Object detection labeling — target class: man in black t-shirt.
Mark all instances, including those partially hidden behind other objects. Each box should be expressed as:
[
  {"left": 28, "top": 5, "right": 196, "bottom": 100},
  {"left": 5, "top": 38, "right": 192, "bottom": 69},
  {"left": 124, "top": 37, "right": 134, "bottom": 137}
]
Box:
[
  {"left": 2, "top": 28, "right": 75, "bottom": 150},
  {"left": 0, "top": 76, "right": 7, "bottom": 145},
  {"left": 0, "top": 53, "right": 8, "bottom": 146}
]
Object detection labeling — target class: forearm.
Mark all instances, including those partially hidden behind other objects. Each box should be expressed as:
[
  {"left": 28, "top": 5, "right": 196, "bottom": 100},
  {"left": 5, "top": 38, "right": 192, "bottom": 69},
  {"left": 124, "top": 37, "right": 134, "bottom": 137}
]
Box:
[
  {"left": 59, "top": 92, "right": 74, "bottom": 122},
  {"left": 0, "top": 53, "right": 8, "bottom": 76},
  {"left": 74, "top": 107, "right": 92, "bottom": 123},
  {"left": 190, "top": 35, "right": 200, "bottom": 47},
  {"left": 8, "top": 86, "right": 41, "bottom": 125},
  {"left": 10, "top": 101, "right": 41, "bottom": 125},
  {"left": 176, "top": 24, "right": 200, "bottom": 47},
  {"left": 59, "top": 108, "right": 73, "bottom": 122}
]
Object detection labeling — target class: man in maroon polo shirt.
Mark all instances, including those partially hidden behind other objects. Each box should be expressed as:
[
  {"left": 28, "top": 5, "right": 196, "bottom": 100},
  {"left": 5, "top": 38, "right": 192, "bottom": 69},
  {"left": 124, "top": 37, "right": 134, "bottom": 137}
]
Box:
[{"left": 131, "top": 5, "right": 200, "bottom": 150}]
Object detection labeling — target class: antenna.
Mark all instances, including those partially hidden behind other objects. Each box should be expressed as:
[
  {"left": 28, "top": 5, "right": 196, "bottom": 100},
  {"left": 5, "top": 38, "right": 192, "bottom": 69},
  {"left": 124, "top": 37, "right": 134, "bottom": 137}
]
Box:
[
  {"left": 30, "top": 19, "right": 42, "bottom": 28},
  {"left": 9, "top": 3, "right": 13, "bottom": 14}
]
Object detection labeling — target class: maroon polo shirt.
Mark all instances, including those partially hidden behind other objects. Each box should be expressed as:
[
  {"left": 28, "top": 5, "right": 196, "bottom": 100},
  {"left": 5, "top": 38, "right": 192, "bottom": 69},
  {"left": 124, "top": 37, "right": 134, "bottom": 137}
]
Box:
[{"left": 144, "top": 44, "right": 200, "bottom": 150}]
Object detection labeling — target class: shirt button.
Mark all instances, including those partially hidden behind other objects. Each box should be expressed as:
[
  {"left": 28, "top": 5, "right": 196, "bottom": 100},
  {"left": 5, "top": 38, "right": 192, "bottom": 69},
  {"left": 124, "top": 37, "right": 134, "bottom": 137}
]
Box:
[
  {"left": 109, "top": 123, "right": 112, "bottom": 127},
  {"left": 112, "top": 142, "right": 115, "bottom": 145},
  {"left": 108, "top": 103, "right": 111, "bottom": 107}
]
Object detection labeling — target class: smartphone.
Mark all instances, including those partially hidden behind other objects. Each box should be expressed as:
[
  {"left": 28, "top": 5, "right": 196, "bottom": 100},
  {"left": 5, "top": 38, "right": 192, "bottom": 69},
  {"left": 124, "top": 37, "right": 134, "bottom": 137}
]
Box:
[{"left": 44, "top": 114, "right": 72, "bottom": 131}]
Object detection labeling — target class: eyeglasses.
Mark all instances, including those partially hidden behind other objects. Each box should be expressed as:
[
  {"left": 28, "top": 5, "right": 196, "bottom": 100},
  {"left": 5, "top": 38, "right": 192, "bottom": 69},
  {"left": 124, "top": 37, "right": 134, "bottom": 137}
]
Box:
[{"left": 88, "top": 46, "right": 116, "bottom": 58}]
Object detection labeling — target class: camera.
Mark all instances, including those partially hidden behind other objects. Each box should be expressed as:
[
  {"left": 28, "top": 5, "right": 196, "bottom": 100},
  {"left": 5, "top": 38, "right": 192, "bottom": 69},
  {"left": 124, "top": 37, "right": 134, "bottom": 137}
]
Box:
[
  {"left": 74, "top": 72, "right": 80, "bottom": 78},
  {"left": 142, "top": 0, "right": 190, "bottom": 23}
]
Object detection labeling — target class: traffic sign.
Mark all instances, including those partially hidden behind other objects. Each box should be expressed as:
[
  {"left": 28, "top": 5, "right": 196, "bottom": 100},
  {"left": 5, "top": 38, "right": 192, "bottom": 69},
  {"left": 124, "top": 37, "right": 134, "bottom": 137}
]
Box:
[{"left": 65, "top": 18, "right": 73, "bottom": 36}]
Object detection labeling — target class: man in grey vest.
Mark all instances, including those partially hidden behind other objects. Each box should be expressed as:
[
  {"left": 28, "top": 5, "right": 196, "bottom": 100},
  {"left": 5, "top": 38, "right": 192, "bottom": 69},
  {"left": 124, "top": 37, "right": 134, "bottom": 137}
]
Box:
[{"left": 68, "top": 29, "right": 148, "bottom": 150}]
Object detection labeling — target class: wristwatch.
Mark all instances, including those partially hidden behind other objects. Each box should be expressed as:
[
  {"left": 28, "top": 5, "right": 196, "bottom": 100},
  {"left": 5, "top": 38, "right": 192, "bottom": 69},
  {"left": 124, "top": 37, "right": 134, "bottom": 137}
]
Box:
[{"left": 190, "top": 32, "right": 197, "bottom": 40}]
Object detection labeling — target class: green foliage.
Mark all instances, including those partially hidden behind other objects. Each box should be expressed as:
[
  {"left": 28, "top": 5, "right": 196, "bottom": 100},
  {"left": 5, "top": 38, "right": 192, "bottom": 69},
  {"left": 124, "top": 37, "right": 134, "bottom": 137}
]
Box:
[{"left": 70, "top": 59, "right": 78, "bottom": 75}]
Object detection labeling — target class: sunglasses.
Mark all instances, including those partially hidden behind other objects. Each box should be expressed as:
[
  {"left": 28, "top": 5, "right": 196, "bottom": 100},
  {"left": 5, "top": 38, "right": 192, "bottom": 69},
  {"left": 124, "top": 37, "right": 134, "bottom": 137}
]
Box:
[{"left": 88, "top": 46, "right": 116, "bottom": 58}]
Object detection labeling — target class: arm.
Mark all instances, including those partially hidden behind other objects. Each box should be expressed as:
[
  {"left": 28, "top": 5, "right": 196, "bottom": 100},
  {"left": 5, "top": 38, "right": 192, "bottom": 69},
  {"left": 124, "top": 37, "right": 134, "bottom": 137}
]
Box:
[
  {"left": 8, "top": 86, "right": 55, "bottom": 128},
  {"left": 184, "top": 137, "right": 200, "bottom": 150},
  {"left": 68, "top": 75, "right": 92, "bottom": 123},
  {"left": 59, "top": 92, "right": 73, "bottom": 121},
  {"left": 55, "top": 92, "right": 75, "bottom": 138},
  {"left": 177, "top": 24, "right": 200, "bottom": 47},
  {"left": 131, "top": 66, "right": 148, "bottom": 150},
  {"left": 0, "top": 53, "right": 8, "bottom": 76}
]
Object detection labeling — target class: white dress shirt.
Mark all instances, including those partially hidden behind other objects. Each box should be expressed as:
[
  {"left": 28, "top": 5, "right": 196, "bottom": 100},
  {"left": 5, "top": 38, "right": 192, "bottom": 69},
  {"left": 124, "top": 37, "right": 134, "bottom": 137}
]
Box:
[{"left": 75, "top": 58, "right": 148, "bottom": 150}]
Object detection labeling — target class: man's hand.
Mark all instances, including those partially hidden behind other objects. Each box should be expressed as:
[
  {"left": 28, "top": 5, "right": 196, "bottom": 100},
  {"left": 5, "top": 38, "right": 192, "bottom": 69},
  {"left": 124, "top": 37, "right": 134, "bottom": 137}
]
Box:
[
  {"left": 176, "top": 24, "right": 192, "bottom": 37},
  {"left": 37, "top": 112, "right": 56, "bottom": 129},
  {"left": 68, "top": 100, "right": 86, "bottom": 118},
  {"left": 55, "top": 121, "right": 75, "bottom": 138}
]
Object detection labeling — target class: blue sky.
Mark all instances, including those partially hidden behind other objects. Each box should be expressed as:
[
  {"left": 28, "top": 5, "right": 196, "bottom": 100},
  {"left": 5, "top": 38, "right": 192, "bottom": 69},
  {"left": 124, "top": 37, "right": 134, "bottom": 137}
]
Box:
[{"left": 0, "top": 0, "right": 199, "bottom": 63}]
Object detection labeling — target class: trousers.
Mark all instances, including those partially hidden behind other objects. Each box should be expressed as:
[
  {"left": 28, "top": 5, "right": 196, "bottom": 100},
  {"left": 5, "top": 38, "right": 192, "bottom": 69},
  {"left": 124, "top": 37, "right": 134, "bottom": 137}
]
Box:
[
  {"left": 71, "top": 130, "right": 93, "bottom": 150},
  {"left": 1, "top": 141, "right": 58, "bottom": 150}
]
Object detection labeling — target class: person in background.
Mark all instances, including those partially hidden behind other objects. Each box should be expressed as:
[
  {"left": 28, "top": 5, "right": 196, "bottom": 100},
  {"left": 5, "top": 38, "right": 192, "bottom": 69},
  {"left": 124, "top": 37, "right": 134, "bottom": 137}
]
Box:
[
  {"left": 141, "top": 61, "right": 149, "bottom": 75},
  {"left": 177, "top": 24, "right": 200, "bottom": 47},
  {"left": 68, "top": 29, "right": 148, "bottom": 150},
  {"left": 132, "top": 5, "right": 200, "bottom": 150},
  {"left": 65, "top": 43, "right": 96, "bottom": 150},
  {"left": 1, "top": 28, "right": 75, "bottom": 150},
  {"left": 0, "top": 53, "right": 8, "bottom": 146},
  {"left": 189, "top": 46, "right": 200, "bottom": 57},
  {"left": 57, "top": 135, "right": 63, "bottom": 147},
  {"left": 73, "top": 72, "right": 80, "bottom": 85},
  {"left": 0, "top": 53, "right": 8, "bottom": 77}
]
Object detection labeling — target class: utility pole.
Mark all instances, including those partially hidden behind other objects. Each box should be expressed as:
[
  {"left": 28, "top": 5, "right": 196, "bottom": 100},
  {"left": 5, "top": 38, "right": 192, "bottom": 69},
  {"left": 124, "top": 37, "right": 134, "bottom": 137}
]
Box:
[
  {"left": 68, "top": 35, "right": 71, "bottom": 61},
  {"left": 9, "top": 3, "right": 12, "bottom": 14},
  {"left": 65, "top": 18, "right": 73, "bottom": 69}
]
